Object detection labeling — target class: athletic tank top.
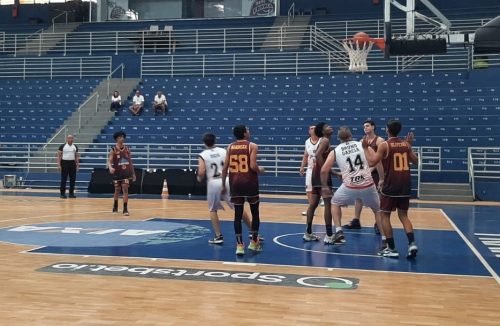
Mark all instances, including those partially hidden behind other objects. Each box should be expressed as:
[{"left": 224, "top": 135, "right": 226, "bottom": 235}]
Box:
[
  {"left": 305, "top": 137, "right": 319, "bottom": 170},
  {"left": 381, "top": 137, "right": 412, "bottom": 197},
  {"left": 227, "top": 140, "right": 259, "bottom": 197},
  {"left": 110, "top": 145, "right": 133, "bottom": 180},
  {"left": 199, "top": 147, "right": 226, "bottom": 182},
  {"left": 334, "top": 140, "right": 374, "bottom": 188}
]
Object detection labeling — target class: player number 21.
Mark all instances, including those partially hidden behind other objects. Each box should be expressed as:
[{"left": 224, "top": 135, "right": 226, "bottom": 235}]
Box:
[
  {"left": 393, "top": 152, "right": 409, "bottom": 171},
  {"left": 229, "top": 155, "right": 249, "bottom": 173}
]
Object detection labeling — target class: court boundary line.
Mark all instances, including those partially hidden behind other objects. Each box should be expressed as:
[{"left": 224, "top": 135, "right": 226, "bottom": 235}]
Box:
[
  {"left": 440, "top": 209, "right": 500, "bottom": 286},
  {"left": 20, "top": 248, "right": 493, "bottom": 280}
]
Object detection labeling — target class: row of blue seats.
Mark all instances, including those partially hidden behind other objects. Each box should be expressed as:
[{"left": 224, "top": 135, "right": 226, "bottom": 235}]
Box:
[
  {"left": 0, "top": 107, "right": 80, "bottom": 115},
  {"left": 103, "top": 124, "right": 500, "bottom": 136},
  {"left": 143, "top": 72, "right": 470, "bottom": 83},
  {"left": 142, "top": 85, "right": 499, "bottom": 95},
  {"left": 110, "top": 115, "right": 500, "bottom": 126},
  {"left": 0, "top": 78, "right": 101, "bottom": 85},
  {"left": 1, "top": 117, "right": 65, "bottom": 124}
]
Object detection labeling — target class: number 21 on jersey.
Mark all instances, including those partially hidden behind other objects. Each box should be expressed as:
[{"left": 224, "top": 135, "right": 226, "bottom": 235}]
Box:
[{"left": 229, "top": 154, "right": 249, "bottom": 173}]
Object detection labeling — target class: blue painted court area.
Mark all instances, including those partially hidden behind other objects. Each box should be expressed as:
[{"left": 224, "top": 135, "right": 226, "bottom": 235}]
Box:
[{"left": 25, "top": 217, "right": 490, "bottom": 277}]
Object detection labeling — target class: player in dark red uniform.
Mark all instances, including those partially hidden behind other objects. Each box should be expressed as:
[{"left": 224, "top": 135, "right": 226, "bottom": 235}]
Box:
[
  {"left": 221, "top": 125, "right": 265, "bottom": 256},
  {"left": 108, "top": 131, "right": 136, "bottom": 216},
  {"left": 363, "top": 120, "right": 418, "bottom": 259}
]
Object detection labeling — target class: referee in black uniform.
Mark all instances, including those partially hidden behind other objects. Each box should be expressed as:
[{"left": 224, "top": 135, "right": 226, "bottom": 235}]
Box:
[{"left": 57, "top": 134, "right": 80, "bottom": 198}]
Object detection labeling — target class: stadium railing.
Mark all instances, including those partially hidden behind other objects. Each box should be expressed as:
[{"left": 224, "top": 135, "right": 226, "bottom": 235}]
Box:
[
  {"left": 0, "top": 56, "right": 112, "bottom": 79},
  {"left": 468, "top": 147, "right": 500, "bottom": 200},
  {"left": 0, "top": 142, "right": 443, "bottom": 192}
]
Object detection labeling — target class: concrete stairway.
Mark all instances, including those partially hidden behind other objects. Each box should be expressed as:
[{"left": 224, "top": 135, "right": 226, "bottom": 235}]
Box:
[
  {"left": 261, "top": 16, "right": 311, "bottom": 51},
  {"left": 29, "top": 77, "right": 140, "bottom": 172},
  {"left": 16, "top": 22, "right": 81, "bottom": 56},
  {"left": 419, "top": 183, "right": 474, "bottom": 202}
]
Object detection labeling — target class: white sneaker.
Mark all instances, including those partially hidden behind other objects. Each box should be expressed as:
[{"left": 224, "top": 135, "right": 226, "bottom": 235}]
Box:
[
  {"left": 323, "top": 234, "right": 334, "bottom": 244},
  {"left": 319, "top": 198, "right": 325, "bottom": 207},
  {"left": 407, "top": 242, "right": 418, "bottom": 259},
  {"left": 301, "top": 211, "right": 307, "bottom": 216},
  {"left": 378, "top": 247, "right": 399, "bottom": 258},
  {"left": 303, "top": 233, "right": 320, "bottom": 242}
]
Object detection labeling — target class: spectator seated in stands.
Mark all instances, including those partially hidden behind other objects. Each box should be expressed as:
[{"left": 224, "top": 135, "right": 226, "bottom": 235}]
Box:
[
  {"left": 152, "top": 90, "right": 168, "bottom": 115},
  {"left": 110, "top": 91, "right": 122, "bottom": 111},
  {"left": 129, "top": 90, "right": 144, "bottom": 116}
]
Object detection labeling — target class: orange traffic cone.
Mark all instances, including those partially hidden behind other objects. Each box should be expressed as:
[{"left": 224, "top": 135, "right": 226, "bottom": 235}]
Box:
[{"left": 161, "top": 179, "right": 169, "bottom": 198}]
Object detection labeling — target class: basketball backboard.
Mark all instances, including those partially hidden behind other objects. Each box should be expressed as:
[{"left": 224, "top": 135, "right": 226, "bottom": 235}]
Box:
[{"left": 383, "top": 0, "right": 450, "bottom": 57}]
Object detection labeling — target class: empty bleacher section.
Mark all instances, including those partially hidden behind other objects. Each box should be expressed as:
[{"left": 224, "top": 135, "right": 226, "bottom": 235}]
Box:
[
  {"left": 0, "top": 78, "right": 101, "bottom": 143},
  {"left": 97, "top": 70, "right": 500, "bottom": 174}
]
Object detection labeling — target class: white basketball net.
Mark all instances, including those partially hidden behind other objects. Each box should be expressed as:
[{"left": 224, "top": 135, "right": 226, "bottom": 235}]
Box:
[{"left": 342, "top": 39, "right": 374, "bottom": 72}]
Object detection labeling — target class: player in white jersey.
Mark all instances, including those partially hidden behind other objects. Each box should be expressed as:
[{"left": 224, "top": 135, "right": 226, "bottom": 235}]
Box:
[
  {"left": 197, "top": 133, "right": 257, "bottom": 245},
  {"left": 321, "top": 126, "right": 385, "bottom": 247}
]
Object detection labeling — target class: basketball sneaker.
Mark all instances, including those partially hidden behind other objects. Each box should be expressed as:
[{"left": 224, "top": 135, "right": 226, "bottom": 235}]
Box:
[
  {"left": 112, "top": 202, "right": 118, "bottom": 213},
  {"left": 407, "top": 242, "right": 418, "bottom": 259},
  {"left": 319, "top": 198, "right": 325, "bottom": 207},
  {"left": 123, "top": 209, "right": 129, "bottom": 216},
  {"left": 301, "top": 211, "right": 315, "bottom": 216},
  {"left": 248, "top": 240, "right": 263, "bottom": 252},
  {"left": 208, "top": 235, "right": 224, "bottom": 244},
  {"left": 323, "top": 234, "right": 334, "bottom": 244},
  {"left": 303, "top": 232, "right": 320, "bottom": 242},
  {"left": 248, "top": 234, "right": 265, "bottom": 242},
  {"left": 333, "top": 231, "right": 346, "bottom": 244},
  {"left": 378, "top": 247, "right": 399, "bottom": 258},
  {"left": 343, "top": 218, "right": 361, "bottom": 229},
  {"left": 235, "top": 243, "right": 245, "bottom": 256}
]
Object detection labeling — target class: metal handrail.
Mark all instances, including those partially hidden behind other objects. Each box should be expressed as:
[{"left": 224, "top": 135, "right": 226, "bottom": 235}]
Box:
[
  {"left": 106, "top": 63, "right": 125, "bottom": 96},
  {"left": 287, "top": 2, "right": 295, "bottom": 26},
  {"left": 77, "top": 92, "right": 100, "bottom": 131},
  {"left": 52, "top": 11, "right": 69, "bottom": 33},
  {"left": 42, "top": 125, "right": 68, "bottom": 150},
  {"left": 417, "top": 147, "right": 422, "bottom": 198},
  {"left": 467, "top": 147, "right": 476, "bottom": 199},
  {"left": 0, "top": 56, "right": 112, "bottom": 79},
  {"left": 0, "top": 142, "right": 444, "bottom": 181}
]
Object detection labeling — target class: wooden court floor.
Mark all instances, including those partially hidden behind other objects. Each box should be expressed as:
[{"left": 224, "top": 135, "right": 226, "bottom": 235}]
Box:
[{"left": 0, "top": 193, "right": 499, "bottom": 325}]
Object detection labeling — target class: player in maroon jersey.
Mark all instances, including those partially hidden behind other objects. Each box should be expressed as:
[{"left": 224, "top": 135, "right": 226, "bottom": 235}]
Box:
[
  {"left": 344, "top": 120, "right": 385, "bottom": 236},
  {"left": 108, "top": 131, "right": 136, "bottom": 216},
  {"left": 363, "top": 120, "right": 418, "bottom": 259},
  {"left": 221, "top": 125, "right": 265, "bottom": 256}
]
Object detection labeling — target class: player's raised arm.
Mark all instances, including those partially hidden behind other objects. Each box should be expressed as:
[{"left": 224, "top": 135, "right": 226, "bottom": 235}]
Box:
[{"left": 249, "top": 142, "right": 265, "bottom": 174}]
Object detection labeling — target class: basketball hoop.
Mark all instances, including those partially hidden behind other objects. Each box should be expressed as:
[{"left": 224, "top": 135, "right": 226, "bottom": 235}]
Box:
[{"left": 343, "top": 32, "right": 385, "bottom": 72}]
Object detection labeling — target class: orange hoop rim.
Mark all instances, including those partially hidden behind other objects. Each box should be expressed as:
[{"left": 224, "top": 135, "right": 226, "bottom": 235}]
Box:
[{"left": 344, "top": 37, "right": 385, "bottom": 50}]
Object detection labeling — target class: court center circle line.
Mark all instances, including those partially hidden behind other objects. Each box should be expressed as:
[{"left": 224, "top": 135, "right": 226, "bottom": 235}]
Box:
[{"left": 273, "top": 232, "right": 382, "bottom": 258}]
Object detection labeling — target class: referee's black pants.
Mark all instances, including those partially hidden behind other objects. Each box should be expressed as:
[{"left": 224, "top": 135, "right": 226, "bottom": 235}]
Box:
[{"left": 60, "top": 160, "right": 77, "bottom": 196}]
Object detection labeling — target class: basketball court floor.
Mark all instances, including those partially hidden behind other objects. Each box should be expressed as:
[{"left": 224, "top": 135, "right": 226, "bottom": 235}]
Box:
[{"left": 0, "top": 191, "right": 499, "bottom": 325}]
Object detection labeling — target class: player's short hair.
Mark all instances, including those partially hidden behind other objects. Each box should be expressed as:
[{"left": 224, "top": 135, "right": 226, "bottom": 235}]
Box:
[
  {"left": 202, "top": 132, "right": 216, "bottom": 147},
  {"left": 386, "top": 120, "right": 402, "bottom": 137},
  {"left": 233, "top": 125, "right": 247, "bottom": 140},
  {"left": 364, "top": 119, "right": 376, "bottom": 130},
  {"left": 338, "top": 126, "right": 352, "bottom": 142},
  {"left": 314, "top": 122, "right": 326, "bottom": 138},
  {"left": 113, "top": 130, "right": 127, "bottom": 141}
]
